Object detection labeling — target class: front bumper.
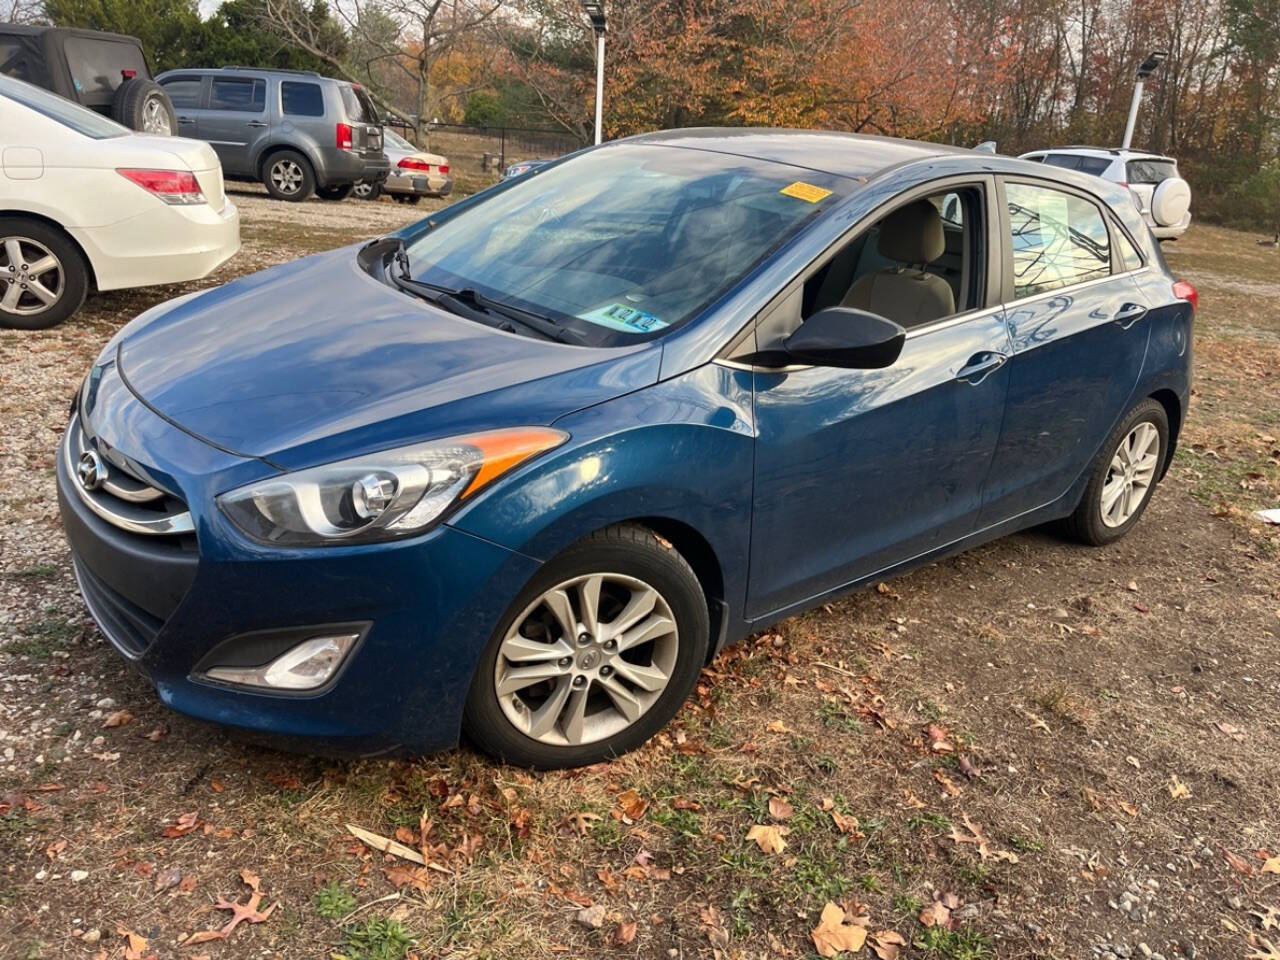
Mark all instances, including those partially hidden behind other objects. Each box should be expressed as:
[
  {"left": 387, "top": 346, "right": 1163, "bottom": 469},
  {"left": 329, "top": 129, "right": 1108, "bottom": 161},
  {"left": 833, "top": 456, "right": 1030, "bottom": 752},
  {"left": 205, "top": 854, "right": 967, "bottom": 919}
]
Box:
[{"left": 56, "top": 374, "right": 539, "bottom": 755}]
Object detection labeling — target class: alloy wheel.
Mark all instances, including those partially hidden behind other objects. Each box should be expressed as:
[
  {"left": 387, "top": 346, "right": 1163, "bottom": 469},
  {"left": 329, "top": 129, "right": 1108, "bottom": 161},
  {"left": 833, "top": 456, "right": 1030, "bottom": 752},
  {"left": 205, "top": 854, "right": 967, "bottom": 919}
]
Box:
[
  {"left": 271, "top": 160, "right": 304, "bottom": 195},
  {"left": 0, "top": 237, "right": 63, "bottom": 317},
  {"left": 1100, "top": 421, "right": 1160, "bottom": 527},
  {"left": 141, "top": 97, "right": 173, "bottom": 135},
  {"left": 352, "top": 182, "right": 372, "bottom": 198},
  {"left": 494, "top": 573, "right": 679, "bottom": 746}
]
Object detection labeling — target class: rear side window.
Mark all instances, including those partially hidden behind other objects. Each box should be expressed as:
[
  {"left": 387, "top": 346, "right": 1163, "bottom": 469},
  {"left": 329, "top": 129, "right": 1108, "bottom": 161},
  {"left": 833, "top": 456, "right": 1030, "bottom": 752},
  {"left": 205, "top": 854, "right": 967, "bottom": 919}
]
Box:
[
  {"left": 1116, "top": 227, "right": 1144, "bottom": 271},
  {"left": 281, "top": 81, "right": 324, "bottom": 117},
  {"left": 209, "top": 77, "right": 265, "bottom": 112},
  {"left": 1043, "top": 154, "right": 1112, "bottom": 177},
  {"left": 1006, "top": 182, "right": 1111, "bottom": 299},
  {"left": 1126, "top": 159, "right": 1176, "bottom": 183},
  {"left": 160, "top": 75, "right": 203, "bottom": 109}
]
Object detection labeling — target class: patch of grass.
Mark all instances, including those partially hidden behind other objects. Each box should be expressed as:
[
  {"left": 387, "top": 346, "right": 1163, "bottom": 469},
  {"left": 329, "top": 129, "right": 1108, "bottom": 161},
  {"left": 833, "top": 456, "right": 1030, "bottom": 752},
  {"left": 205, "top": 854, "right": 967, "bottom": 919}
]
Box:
[
  {"left": 819, "top": 698, "right": 862, "bottom": 733},
  {"left": 907, "top": 812, "right": 951, "bottom": 832},
  {"left": 338, "top": 916, "right": 414, "bottom": 960},
  {"left": 858, "top": 872, "right": 882, "bottom": 893},
  {"left": 4, "top": 616, "right": 78, "bottom": 659},
  {"left": 314, "top": 882, "right": 358, "bottom": 921},
  {"left": 915, "top": 926, "right": 994, "bottom": 959},
  {"left": 891, "top": 892, "right": 923, "bottom": 918},
  {"left": 729, "top": 887, "right": 759, "bottom": 938},
  {"left": 1009, "top": 834, "right": 1044, "bottom": 854},
  {"left": 11, "top": 564, "right": 56, "bottom": 579},
  {"left": 651, "top": 806, "right": 702, "bottom": 841},
  {"left": 588, "top": 815, "right": 625, "bottom": 848},
  {"left": 785, "top": 844, "right": 852, "bottom": 902}
]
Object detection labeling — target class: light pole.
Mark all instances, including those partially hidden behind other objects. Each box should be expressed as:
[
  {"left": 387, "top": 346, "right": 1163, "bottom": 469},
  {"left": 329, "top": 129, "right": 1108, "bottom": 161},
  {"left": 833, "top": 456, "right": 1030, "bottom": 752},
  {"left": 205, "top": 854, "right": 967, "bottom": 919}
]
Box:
[
  {"left": 1121, "top": 50, "right": 1167, "bottom": 151},
  {"left": 581, "top": 1, "right": 606, "bottom": 145}
]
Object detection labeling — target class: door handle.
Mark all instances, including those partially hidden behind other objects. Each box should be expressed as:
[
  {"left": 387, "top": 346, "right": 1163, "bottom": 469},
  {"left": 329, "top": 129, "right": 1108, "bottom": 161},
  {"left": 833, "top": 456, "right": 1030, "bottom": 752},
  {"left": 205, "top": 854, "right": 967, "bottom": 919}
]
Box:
[
  {"left": 246, "top": 120, "right": 268, "bottom": 128},
  {"left": 177, "top": 116, "right": 194, "bottom": 123},
  {"left": 956, "top": 352, "right": 1007, "bottom": 385},
  {"left": 1113, "top": 303, "right": 1148, "bottom": 329}
]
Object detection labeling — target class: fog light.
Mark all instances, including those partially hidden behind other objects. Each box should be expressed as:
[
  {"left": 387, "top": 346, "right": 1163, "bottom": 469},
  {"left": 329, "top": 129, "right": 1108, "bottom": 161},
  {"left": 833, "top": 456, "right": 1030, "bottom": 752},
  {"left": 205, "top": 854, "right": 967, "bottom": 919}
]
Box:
[{"left": 203, "top": 633, "right": 359, "bottom": 691}]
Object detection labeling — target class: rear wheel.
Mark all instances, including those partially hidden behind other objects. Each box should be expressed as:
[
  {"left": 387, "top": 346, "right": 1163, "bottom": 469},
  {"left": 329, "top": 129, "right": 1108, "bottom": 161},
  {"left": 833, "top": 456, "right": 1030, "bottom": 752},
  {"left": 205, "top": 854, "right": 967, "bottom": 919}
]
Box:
[
  {"left": 262, "top": 151, "right": 315, "bottom": 202},
  {"left": 0, "top": 218, "right": 88, "bottom": 330},
  {"left": 1064, "top": 398, "right": 1168, "bottom": 545},
  {"left": 463, "top": 525, "right": 709, "bottom": 769},
  {"left": 352, "top": 181, "right": 381, "bottom": 201},
  {"left": 316, "top": 183, "right": 354, "bottom": 201}
]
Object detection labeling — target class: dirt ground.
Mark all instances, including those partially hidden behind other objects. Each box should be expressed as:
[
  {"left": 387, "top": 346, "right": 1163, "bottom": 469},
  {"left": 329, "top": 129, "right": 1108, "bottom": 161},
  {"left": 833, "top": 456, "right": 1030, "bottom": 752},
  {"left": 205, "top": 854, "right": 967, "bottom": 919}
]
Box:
[{"left": 1, "top": 189, "right": 1278, "bottom": 960}]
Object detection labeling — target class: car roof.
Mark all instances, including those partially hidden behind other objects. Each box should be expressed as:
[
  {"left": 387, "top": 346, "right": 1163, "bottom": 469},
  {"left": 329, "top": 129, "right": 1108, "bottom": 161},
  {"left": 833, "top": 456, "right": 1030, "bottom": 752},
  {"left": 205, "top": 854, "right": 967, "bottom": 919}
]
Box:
[
  {"left": 624, "top": 127, "right": 971, "bottom": 180},
  {"left": 1024, "top": 146, "right": 1175, "bottom": 163},
  {"left": 0, "top": 24, "right": 143, "bottom": 45},
  {"left": 159, "top": 66, "right": 341, "bottom": 83}
]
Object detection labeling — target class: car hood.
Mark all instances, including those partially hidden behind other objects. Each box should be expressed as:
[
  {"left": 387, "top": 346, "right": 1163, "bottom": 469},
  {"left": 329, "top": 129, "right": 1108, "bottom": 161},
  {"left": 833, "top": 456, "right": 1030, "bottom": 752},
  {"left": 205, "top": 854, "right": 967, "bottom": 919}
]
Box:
[{"left": 115, "top": 247, "right": 661, "bottom": 469}]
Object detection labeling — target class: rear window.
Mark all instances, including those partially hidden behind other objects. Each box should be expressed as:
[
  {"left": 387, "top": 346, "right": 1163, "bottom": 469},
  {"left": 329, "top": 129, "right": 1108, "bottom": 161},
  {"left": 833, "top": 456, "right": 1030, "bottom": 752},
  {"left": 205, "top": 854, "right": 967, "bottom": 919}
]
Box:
[
  {"left": 338, "top": 83, "right": 379, "bottom": 123},
  {"left": 64, "top": 36, "right": 148, "bottom": 101},
  {"left": 0, "top": 73, "right": 127, "bottom": 139},
  {"left": 1126, "top": 159, "right": 1177, "bottom": 183},
  {"left": 281, "top": 80, "right": 324, "bottom": 117},
  {"left": 1043, "top": 154, "right": 1112, "bottom": 177},
  {"left": 210, "top": 77, "right": 265, "bottom": 112},
  {"left": 159, "top": 75, "right": 203, "bottom": 109}
]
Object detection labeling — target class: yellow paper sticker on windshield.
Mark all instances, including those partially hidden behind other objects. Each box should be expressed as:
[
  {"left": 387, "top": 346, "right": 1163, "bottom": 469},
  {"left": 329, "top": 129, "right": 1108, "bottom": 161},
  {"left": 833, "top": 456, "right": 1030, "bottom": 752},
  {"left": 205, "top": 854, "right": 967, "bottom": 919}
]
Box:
[{"left": 780, "top": 181, "right": 833, "bottom": 203}]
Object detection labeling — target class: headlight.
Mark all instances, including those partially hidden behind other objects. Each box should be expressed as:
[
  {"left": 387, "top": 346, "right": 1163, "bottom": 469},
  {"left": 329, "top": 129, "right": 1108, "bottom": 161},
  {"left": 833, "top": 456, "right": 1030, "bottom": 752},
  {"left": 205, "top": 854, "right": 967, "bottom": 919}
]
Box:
[{"left": 218, "top": 427, "right": 567, "bottom": 546}]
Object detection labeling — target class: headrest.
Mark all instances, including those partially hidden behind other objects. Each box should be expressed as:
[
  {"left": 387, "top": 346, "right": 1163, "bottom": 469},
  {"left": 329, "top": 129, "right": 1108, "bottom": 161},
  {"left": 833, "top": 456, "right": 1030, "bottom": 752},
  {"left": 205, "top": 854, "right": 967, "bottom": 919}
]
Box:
[{"left": 877, "top": 199, "right": 945, "bottom": 264}]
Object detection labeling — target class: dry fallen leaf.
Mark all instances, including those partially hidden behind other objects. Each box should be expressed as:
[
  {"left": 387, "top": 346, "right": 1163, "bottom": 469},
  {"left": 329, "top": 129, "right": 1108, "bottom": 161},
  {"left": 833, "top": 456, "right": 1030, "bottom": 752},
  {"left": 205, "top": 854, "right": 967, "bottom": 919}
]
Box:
[
  {"left": 745, "top": 823, "right": 789, "bottom": 855},
  {"left": 1263, "top": 856, "right": 1280, "bottom": 875},
  {"left": 212, "top": 890, "right": 279, "bottom": 937},
  {"left": 615, "top": 789, "right": 649, "bottom": 821},
  {"left": 613, "top": 921, "right": 637, "bottom": 946},
  {"left": 811, "top": 902, "right": 867, "bottom": 957},
  {"left": 102, "top": 710, "right": 133, "bottom": 729},
  {"left": 919, "top": 892, "right": 961, "bottom": 931},
  {"left": 1225, "top": 849, "right": 1255, "bottom": 875},
  {"left": 949, "top": 815, "right": 1018, "bottom": 862},
  {"left": 1215, "top": 721, "right": 1246, "bottom": 742},
  {"left": 768, "top": 796, "right": 794, "bottom": 820},
  {"left": 1168, "top": 775, "right": 1191, "bottom": 800},
  {"left": 117, "top": 927, "right": 148, "bottom": 960},
  {"left": 162, "top": 811, "right": 202, "bottom": 839},
  {"left": 870, "top": 930, "right": 907, "bottom": 960},
  {"left": 830, "top": 809, "right": 863, "bottom": 838}
]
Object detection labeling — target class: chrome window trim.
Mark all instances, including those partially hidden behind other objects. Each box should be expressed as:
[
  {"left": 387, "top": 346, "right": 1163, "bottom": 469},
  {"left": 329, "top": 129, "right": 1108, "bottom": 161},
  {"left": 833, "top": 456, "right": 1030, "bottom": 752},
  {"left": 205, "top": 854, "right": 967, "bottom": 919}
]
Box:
[
  {"left": 1004, "top": 266, "right": 1149, "bottom": 310},
  {"left": 63, "top": 416, "right": 195, "bottom": 536}
]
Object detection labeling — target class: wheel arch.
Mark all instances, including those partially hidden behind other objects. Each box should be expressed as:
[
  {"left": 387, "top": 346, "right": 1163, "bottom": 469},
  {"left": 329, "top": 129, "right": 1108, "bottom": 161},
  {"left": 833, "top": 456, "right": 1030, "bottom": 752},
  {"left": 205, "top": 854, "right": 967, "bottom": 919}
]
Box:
[
  {"left": 0, "top": 209, "right": 98, "bottom": 291},
  {"left": 1148, "top": 387, "right": 1181, "bottom": 478},
  {"left": 255, "top": 142, "right": 318, "bottom": 180}
]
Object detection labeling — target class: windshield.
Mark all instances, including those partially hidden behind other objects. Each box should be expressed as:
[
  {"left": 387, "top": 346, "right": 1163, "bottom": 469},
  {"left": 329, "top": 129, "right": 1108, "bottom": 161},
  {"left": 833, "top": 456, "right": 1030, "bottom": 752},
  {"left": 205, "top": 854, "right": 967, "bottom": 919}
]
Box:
[
  {"left": 404, "top": 144, "right": 849, "bottom": 344},
  {"left": 0, "top": 73, "right": 128, "bottom": 139}
]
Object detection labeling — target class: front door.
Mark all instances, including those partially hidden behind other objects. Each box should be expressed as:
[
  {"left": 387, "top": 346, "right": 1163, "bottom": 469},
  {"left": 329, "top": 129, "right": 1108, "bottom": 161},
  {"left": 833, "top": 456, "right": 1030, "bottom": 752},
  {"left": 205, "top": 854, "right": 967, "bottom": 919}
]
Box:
[
  {"left": 196, "top": 75, "right": 267, "bottom": 177},
  {"left": 978, "top": 180, "right": 1151, "bottom": 525},
  {"left": 746, "top": 179, "right": 1009, "bottom": 620}
]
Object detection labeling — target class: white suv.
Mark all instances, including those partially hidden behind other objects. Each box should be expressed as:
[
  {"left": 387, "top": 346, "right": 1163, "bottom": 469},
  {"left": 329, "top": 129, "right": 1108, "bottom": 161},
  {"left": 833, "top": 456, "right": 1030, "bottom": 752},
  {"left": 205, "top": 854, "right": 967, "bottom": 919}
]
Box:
[{"left": 1019, "top": 147, "right": 1192, "bottom": 240}]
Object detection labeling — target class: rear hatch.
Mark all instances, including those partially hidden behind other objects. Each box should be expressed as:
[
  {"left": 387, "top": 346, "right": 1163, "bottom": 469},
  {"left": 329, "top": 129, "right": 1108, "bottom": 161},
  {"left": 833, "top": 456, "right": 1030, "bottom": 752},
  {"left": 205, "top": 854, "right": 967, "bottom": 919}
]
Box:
[{"left": 339, "top": 82, "right": 383, "bottom": 160}]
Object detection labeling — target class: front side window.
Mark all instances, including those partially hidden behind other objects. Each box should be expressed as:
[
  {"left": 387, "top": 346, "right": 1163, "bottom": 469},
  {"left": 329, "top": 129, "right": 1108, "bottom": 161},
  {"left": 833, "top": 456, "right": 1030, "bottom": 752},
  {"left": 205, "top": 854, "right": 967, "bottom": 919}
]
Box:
[
  {"left": 209, "top": 77, "right": 265, "bottom": 112},
  {"left": 281, "top": 80, "right": 324, "bottom": 117},
  {"left": 1006, "top": 182, "right": 1111, "bottom": 299},
  {"left": 404, "top": 144, "right": 850, "bottom": 345},
  {"left": 160, "top": 75, "right": 203, "bottom": 108},
  {"left": 0, "top": 73, "right": 127, "bottom": 139}
]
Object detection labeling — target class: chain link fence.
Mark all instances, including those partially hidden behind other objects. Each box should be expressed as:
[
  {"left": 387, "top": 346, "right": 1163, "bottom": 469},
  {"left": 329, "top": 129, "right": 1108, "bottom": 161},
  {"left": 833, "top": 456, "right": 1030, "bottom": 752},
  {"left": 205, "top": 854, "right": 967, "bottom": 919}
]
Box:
[{"left": 385, "top": 120, "right": 585, "bottom": 193}]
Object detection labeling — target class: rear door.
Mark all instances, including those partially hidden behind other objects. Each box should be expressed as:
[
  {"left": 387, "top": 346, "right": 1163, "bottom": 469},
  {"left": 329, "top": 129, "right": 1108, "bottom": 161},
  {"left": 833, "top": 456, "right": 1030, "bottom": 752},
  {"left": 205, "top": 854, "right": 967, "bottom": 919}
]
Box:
[
  {"left": 337, "top": 82, "right": 383, "bottom": 161},
  {"left": 196, "top": 74, "right": 267, "bottom": 177},
  {"left": 977, "top": 178, "right": 1151, "bottom": 526}
]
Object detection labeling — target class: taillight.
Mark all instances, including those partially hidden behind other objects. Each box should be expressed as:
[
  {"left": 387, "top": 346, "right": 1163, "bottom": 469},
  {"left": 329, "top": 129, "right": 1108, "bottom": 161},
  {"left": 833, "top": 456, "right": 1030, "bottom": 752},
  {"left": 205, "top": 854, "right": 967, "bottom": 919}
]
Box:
[
  {"left": 397, "top": 157, "right": 431, "bottom": 171},
  {"left": 116, "top": 169, "right": 205, "bottom": 205},
  {"left": 439, "top": 164, "right": 449, "bottom": 175},
  {"left": 1173, "top": 279, "right": 1198, "bottom": 313},
  {"left": 336, "top": 122, "right": 353, "bottom": 151}
]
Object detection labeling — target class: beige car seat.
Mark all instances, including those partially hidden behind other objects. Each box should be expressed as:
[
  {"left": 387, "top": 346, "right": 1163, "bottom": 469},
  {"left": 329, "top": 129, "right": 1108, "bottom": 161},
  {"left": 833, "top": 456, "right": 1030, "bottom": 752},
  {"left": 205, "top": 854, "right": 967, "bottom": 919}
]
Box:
[{"left": 842, "top": 200, "right": 955, "bottom": 327}]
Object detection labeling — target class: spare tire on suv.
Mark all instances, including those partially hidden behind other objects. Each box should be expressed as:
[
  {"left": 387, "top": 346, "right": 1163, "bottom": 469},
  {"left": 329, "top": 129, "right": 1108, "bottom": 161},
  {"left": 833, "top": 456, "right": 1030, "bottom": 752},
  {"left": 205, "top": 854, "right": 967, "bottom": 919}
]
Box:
[
  {"left": 1149, "top": 176, "right": 1191, "bottom": 228},
  {"left": 112, "top": 78, "right": 177, "bottom": 135}
]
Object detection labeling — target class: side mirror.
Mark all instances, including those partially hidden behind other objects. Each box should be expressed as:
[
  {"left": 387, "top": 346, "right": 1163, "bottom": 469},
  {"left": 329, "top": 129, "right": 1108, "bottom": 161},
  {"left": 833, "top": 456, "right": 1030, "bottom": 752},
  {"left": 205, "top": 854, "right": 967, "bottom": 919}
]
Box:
[{"left": 783, "top": 307, "right": 906, "bottom": 369}]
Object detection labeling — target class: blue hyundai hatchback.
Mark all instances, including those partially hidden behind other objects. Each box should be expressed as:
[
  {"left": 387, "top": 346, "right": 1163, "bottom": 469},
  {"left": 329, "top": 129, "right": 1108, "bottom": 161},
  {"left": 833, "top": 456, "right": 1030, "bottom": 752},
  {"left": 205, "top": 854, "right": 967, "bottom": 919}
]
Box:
[{"left": 58, "top": 129, "right": 1195, "bottom": 768}]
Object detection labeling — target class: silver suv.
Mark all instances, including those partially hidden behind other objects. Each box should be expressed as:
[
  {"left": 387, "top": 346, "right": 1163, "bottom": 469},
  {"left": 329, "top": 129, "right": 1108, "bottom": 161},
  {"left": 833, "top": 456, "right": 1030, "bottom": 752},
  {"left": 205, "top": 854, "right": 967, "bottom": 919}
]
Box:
[{"left": 155, "top": 67, "right": 389, "bottom": 202}]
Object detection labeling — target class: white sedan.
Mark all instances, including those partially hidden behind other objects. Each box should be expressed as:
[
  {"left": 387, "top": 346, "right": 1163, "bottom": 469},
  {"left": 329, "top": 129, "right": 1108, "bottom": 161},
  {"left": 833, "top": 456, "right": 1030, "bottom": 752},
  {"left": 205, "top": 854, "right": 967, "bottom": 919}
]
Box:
[{"left": 0, "top": 74, "right": 239, "bottom": 329}]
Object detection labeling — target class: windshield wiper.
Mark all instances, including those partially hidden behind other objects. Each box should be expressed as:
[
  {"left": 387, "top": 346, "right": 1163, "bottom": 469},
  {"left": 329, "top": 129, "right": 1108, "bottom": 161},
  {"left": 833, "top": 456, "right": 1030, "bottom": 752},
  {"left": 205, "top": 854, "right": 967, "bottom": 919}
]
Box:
[{"left": 385, "top": 239, "right": 587, "bottom": 345}]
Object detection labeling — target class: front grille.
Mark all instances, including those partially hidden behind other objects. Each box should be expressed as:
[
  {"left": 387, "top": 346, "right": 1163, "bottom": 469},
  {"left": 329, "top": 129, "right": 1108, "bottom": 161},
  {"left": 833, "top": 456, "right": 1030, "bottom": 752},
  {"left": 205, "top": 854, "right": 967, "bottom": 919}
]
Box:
[
  {"left": 65, "top": 413, "right": 194, "bottom": 537},
  {"left": 72, "top": 556, "right": 163, "bottom": 658}
]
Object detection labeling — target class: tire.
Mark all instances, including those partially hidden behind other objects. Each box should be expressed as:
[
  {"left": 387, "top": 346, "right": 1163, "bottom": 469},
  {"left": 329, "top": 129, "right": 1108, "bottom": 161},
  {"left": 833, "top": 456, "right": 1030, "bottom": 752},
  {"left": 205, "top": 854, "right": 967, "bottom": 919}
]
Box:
[
  {"left": 111, "top": 79, "right": 176, "bottom": 135},
  {"left": 463, "top": 524, "right": 710, "bottom": 769},
  {"left": 353, "top": 181, "right": 381, "bottom": 201},
  {"left": 1063, "top": 398, "right": 1169, "bottom": 546},
  {"left": 262, "top": 150, "right": 315, "bottom": 202},
  {"left": 402, "top": 194, "right": 421, "bottom": 206},
  {"left": 0, "top": 217, "right": 89, "bottom": 330},
  {"left": 316, "top": 183, "right": 354, "bottom": 201}
]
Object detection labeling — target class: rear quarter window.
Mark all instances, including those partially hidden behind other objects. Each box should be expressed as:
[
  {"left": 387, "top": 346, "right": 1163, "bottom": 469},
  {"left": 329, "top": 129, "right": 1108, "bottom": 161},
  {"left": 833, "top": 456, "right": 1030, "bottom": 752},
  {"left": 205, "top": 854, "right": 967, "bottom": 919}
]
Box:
[
  {"left": 281, "top": 80, "right": 324, "bottom": 117},
  {"left": 338, "top": 84, "right": 378, "bottom": 122},
  {"left": 1126, "top": 159, "right": 1177, "bottom": 183},
  {"left": 1043, "top": 154, "right": 1112, "bottom": 177}
]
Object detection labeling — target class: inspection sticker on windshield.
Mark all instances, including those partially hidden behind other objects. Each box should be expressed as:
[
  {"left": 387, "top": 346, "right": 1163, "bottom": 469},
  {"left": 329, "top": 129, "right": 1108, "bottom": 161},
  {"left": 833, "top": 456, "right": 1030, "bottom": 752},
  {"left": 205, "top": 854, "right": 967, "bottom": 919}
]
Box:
[
  {"left": 578, "top": 303, "right": 669, "bottom": 334},
  {"left": 780, "top": 181, "right": 833, "bottom": 203}
]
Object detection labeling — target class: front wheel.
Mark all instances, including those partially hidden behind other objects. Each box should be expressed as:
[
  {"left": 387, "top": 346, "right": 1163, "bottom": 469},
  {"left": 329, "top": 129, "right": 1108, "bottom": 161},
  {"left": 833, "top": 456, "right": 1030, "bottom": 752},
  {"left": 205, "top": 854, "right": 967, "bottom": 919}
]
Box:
[
  {"left": 1064, "top": 398, "right": 1169, "bottom": 545},
  {"left": 463, "top": 525, "right": 709, "bottom": 769}
]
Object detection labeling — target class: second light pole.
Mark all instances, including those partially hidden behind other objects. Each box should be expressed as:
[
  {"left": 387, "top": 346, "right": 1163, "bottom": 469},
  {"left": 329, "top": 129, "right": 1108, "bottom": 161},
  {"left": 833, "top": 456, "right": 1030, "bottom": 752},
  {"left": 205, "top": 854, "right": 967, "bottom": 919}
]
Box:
[{"left": 582, "top": 2, "right": 607, "bottom": 144}]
